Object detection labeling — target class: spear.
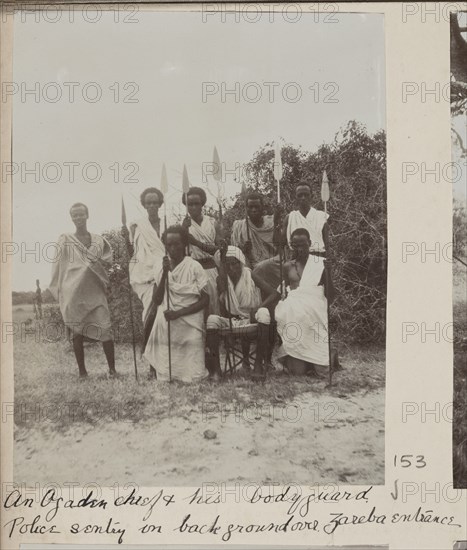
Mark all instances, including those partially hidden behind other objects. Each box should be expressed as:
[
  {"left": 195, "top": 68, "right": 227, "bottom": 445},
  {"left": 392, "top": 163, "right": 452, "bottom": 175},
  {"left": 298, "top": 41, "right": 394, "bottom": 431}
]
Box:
[
  {"left": 182, "top": 164, "right": 191, "bottom": 256},
  {"left": 121, "top": 195, "right": 138, "bottom": 380},
  {"left": 161, "top": 164, "right": 172, "bottom": 383},
  {"left": 241, "top": 181, "right": 252, "bottom": 263},
  {"left": 274, "top": 141, "right": 284, "bottom": 297},
  {"left": 321, "top": 169, "right": 333, "bottom": 386},
  {"left": 212, "top": 146, "right": 224, "bottom": 228},
  {"left": 213, "top": 146, "right": 232, "bottom": 371}
]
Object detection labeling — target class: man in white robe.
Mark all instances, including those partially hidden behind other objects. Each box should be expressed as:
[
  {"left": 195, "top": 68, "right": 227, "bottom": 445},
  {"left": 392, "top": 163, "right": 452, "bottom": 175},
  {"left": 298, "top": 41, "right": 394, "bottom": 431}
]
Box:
[
  {"left": 49, "top": 203, "right": 116, "bottom": 378},
  {"left": 253, "top": 180, "right": 330, "bottom": 293},
  {"left": 144, "top": 225, "right": 209, "bottom": 383},
  {"left": 206, "top": 245, "right": 279, "bottom": 380},
  {"left": 182, "top": 187, "right": 221, "bottom": 315},
  {"left": 127, "top": 189, "right": 166, "bottom": 325},
  {"left": 275, "top": 228, "right": 330, "bottom": 374}
]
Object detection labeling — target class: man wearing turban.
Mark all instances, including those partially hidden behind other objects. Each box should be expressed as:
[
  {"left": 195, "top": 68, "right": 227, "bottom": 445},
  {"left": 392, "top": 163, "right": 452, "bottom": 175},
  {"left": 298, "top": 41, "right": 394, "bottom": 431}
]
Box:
[{"left": 205, "top": 244, "right": 279, "bottom": 380}]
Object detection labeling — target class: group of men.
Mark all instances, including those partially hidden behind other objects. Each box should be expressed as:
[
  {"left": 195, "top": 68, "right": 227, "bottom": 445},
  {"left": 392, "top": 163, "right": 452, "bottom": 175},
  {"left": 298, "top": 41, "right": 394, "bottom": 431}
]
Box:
[{"left": 49, "top": 181, "right": 336, "bottom": 381}]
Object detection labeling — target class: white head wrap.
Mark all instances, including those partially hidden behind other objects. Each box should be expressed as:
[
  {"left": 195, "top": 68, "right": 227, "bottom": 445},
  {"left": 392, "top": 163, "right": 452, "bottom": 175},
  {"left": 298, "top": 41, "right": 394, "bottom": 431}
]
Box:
[{"left": 214, "top": 245, "right": 246, "bottom": 267}]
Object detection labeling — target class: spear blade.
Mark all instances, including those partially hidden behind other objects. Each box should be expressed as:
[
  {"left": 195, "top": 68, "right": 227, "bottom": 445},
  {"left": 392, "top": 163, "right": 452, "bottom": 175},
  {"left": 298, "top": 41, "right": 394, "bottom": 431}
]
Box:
[
  {"left": 161, "top": 163, "right": 169, "bottom": 196},
  {"left": 274, "top": 141, "right": 283, "bottom": 181},
  {"left": 274, "top": 141, "right": 282, "bottom": 202},
  {"left": 213, "top": 146, "right": 224, "bottom": 201},
  {"left": 213, "top": 146, "right": 222, "bottom": 182},
  {"left": 321, "top": 169, "right": 330, "bottom": 203},
  {"left": 121, "top": 195, "right": 127, "bottom": 227},
  {"left": 182, "top": 164, "right": 190, "bottom": 194}
]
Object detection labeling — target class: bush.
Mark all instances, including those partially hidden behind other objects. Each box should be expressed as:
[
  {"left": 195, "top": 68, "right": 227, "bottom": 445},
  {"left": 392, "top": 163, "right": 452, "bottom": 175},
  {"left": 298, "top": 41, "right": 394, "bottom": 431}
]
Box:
[
  {"left": 102, "top": 228, "right": 144, "bottom": 344},
  {"left": 223, "top": 121, "right": 387, "bottom": 345}
]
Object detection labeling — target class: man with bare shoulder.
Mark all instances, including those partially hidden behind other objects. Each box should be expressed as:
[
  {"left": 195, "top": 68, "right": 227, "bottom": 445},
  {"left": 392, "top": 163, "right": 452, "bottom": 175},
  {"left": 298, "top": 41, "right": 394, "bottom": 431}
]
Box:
[
  {"left": 276, "top": 228, "right": 334, "bottom": 376},
  {"left": 49, "top": 203, "right": 116, "bottom": 378}
]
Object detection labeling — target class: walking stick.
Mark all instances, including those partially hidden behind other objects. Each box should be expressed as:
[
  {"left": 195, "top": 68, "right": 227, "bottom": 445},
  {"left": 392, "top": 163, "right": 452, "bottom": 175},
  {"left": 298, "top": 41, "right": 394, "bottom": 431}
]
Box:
[
  {"left": 213, "top": 146, "right": 233, "bottom": 371},
  {"left": 182, "top": 164, "right": 191, "bottom": 256},
  {"left": 220, "top": 241, "right": 234, "bottom": 373},
  {"left": 121, "top": 195, "right": 138, "bottom": 380},
  {"left": 274, "top": 141, "right": 284, "bottom": 297},
  {"left": 161, "top": 164, "right": 172, "bottom": 382},
  {"left": 241, "top": 181, "right": 251, "bottom": 240},
  {"left": 213, "top": 146, "right": 225, "bottom": 235},
  {"left": 321, "top": 170, "right": 333, "bottom": 386}
]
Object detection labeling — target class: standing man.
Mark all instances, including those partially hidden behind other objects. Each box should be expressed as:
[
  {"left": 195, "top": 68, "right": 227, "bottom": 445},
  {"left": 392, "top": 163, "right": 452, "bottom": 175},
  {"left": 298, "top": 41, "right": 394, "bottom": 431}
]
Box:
[
  {"left": 206, "top": 245, "right": 279, "bottom": 380},
  {"left": 182, "top": 187, "right": 222, "bottom": 315},
  {"left": 49, "top": 203, "right": 117, "bottom": 378},
  {"left": 231, "top": 192, "right": 276, "bottom": 269},
  {"left": 281, "top": 180, "right": 329, "bottom": 257},
  {"left": 125, "top": 187, "right": 166, "bottom": 330},
  {"left": 253, "top": 180, "right": 330, "bottom": 292},
  {"left": 35, "top": 280, "right": 43, "bottom": 320},
  {"left": 123, "top": 187, "right": 166, "bottom": 377},
  {"left": 144, "top": 225, "right": 209, "bottom": 383}
]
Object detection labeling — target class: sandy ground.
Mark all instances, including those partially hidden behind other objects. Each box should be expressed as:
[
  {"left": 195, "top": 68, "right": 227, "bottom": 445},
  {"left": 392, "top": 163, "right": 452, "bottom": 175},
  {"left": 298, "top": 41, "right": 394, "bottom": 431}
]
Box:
[{"left": 15, "top": 389, "right": 384, "bottom": 486}]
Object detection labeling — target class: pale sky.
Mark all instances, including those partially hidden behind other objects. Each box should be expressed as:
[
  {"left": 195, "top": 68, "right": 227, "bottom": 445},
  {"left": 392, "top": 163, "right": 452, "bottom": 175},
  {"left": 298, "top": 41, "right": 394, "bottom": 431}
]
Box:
[{"left": 11, "top": 9, "right": 385, "bottom": 290}]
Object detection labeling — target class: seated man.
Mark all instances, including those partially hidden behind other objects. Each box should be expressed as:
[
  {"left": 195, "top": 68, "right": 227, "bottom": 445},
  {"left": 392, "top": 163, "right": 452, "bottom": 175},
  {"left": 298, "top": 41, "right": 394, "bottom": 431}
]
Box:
[
  {"left": 206, "top": 245, "right": 280, "bottom": 380},
  {"left": 144, "top": 225, "right": 209, "bottom": 383},
  {"left": 275, "top": 228, "right": 333, "bottom": 376}
]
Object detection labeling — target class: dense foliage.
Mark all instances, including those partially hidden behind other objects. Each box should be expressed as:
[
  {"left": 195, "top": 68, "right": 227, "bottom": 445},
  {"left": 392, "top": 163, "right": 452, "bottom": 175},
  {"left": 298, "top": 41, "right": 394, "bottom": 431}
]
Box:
[{"left": 224, "top": 121, "right": 387, "bottom": 344}]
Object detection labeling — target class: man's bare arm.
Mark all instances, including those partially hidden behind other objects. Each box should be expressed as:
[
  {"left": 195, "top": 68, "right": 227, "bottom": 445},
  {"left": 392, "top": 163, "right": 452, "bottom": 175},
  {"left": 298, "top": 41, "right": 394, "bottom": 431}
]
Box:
[{"left": 252, "top": 271, "right": 280, "bottom": 310}]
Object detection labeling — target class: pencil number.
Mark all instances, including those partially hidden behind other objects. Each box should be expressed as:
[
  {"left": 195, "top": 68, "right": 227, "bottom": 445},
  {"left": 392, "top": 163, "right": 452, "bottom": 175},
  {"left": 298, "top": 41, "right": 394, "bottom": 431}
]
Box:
[{"left": 393, "top": 454, "right": 426, "bottom": 468}]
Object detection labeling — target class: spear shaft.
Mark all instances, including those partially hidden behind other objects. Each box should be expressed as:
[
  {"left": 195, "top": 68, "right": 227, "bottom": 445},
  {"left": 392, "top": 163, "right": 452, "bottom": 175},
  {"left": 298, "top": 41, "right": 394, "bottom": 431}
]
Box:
[
  {"left": 121, "top": 196, "right": 138, "bottom": 380},
  {"left": 321, "top": 169, "right": 333, "bottom": 386},
  {"left": 164, "top": 206, "right": 172, "bottom": 384},
  {"left": 324, "top": 202, "right": 333, "bottom": 386},
  {"left": 161, "top": 163, "right": 172, "bottom": 382}
]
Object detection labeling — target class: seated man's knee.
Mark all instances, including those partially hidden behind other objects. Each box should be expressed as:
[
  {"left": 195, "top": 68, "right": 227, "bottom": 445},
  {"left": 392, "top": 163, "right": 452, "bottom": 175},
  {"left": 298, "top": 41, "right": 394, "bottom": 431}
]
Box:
[
  {"left": 207, "top": 314, "right": 222, "bottom": 330},
  {"left": 255, "top": 307, "right": 271, "bottom": 325}
]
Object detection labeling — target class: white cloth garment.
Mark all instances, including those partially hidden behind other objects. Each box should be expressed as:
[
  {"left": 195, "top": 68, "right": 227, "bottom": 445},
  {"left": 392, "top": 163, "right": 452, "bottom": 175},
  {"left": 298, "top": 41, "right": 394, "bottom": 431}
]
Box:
[
  {"left": 188, "top": 215, "right": 217, "bottom": 260},
  {"left": 275, "top": 256, "right": 329, "bottom": 366},
  {"left": 286, "top": 207, "right": 329, "bottom": 285},
  {"left": 129, "top": 217, "right": 165, "bottom": 324},
  {"left": 144, "top": 256, "right": 208, "bottom": 383},
  {"left": 188, "top": 215, "right": 219, "bottom": 314}
]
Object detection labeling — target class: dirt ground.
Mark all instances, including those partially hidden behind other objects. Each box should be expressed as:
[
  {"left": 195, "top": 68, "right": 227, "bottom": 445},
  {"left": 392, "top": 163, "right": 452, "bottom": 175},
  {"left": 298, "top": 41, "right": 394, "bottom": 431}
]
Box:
[
  {"left": 13, "top": 304, "right": 385, "bottom": 486},
  {"left": 15, "top": 389, "right": 384, "bottom": 486}
]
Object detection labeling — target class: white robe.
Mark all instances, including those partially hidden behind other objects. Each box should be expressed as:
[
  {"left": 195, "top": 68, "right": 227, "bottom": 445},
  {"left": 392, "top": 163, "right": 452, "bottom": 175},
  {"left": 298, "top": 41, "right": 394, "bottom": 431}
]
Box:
[
  {"left": 129, "top": 217, "right": 165, "bottom": 324},
  {"left": 286, "top": 207, "right": 329, "bottom": 287},
  {"left": 144, "top": 257, "right": 208, "bottom": 383},
  {"left": 275, "top": 256, "right": 329, "bottom": 366},
  {"left": 222, "top": 266, "right": 262, "bottom": 320},
  {"left": 49, "top": 233, "right": 113, "bottom": 341},
  {"left": 188, "top": 215, "right": 220, "bottom": 315}
]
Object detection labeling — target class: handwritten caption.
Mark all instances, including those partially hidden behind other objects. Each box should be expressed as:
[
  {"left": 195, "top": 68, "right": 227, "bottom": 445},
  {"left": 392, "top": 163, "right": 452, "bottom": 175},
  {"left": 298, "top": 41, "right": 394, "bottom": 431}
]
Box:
[{"left": 2, "top": 485, "right": 462, "bottom": 544}]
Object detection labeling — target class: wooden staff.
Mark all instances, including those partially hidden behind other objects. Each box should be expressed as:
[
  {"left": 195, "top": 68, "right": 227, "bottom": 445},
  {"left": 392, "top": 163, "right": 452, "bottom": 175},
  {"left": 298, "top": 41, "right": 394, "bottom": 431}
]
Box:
[
  {"left": 121, "top": 195, "right": 138, "bottom": 380},
  {"left": 321, "top": 169, "right": 333, "bottom": 386},
  {"left": 161, "top": 164, "right": 172, "bottom": 382},
  {"left": 241, "top": 181, "right": 251, "bottom": 242},
  {"left": 182, "top": 164, "right": 191, "bottom": 256},
  {"left": 213, "top": 145, "right": 225, "bottom": 235},
  {"left": 274, "top": 142, "right": 284, "bottom": 297}
]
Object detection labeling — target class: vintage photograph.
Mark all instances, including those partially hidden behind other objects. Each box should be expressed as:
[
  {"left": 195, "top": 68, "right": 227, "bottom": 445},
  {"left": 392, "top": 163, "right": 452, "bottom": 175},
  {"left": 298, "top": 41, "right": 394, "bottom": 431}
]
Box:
[
  {"left": 10, "top": 7, "right": 386, "bottom": 485},
  {"left": 451, "top": 10, "right": 467, "bottom": 489}
]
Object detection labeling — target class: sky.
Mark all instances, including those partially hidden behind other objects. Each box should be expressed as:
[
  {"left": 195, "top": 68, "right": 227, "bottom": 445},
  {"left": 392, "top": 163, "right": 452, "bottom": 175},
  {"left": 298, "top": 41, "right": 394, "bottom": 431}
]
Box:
[{"left": 11, "top": 9, "right": 385, "bottom": 291}]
